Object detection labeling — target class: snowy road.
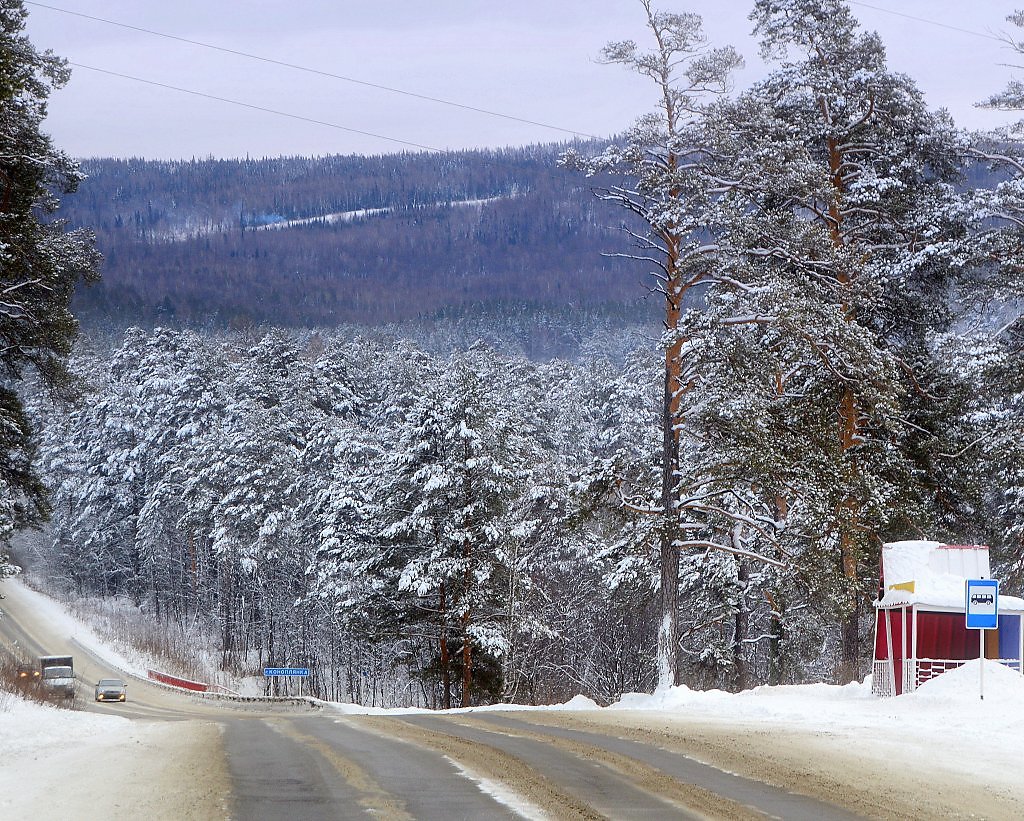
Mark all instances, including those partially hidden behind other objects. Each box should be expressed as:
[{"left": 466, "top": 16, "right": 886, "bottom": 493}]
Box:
[{"left": 3, "top": 579, "right": 1024, "bottom": 820}]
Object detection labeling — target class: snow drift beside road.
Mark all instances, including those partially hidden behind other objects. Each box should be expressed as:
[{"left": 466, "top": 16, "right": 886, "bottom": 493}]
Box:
[
  {"left": 0, "top": 696, "right": 228, "bottom": 820},
  {"left": 0, "top": 695, "right": 132, "bottom": 754},
  {"left": 602, "top": 660, "right": 1024, "bottom": 797}
]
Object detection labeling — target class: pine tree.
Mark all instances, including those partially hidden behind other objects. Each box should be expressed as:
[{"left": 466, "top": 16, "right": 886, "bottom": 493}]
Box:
[
  {"left": 706, "top": 0, "right": 973, "bottom": 681},
  {"left": 964, "top": 9, "right": 1024, "bottom": 580},
  {"left": 564, "top": 0, "right": 743, "bottom": 689},
  {"left": 382, "top": 350, "right": 531, "bottom": 707},
  {"left": 0, "top": 0, "right": 99, "bottom": 579}
]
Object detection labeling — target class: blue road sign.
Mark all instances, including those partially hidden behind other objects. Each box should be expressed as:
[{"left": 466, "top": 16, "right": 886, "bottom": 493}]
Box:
[
  {"left": 965, "top": 579, "right": 999, "bottom": 629},
  {"left": 263, "top": 667, "right": 310, "bottom": 677}
]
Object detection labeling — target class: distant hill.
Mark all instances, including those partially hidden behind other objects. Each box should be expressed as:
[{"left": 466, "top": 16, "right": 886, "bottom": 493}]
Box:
[{"left": 59, "top": 144, "right": 655, "bottom": 329}]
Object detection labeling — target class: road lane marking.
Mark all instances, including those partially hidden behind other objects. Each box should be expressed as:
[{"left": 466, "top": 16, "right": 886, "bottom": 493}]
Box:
[
  {"left": 434, "top": 714, "right": 762, "bottom": 820},
  {"left": 268, "top": 718, "right": 414, "bottom": 821},
  {"left": 352, "top": 715, "right": 608, "bottom": 821}
]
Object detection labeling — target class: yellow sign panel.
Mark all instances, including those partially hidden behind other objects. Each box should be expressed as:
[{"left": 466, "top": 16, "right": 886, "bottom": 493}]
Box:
[{"left": 888, "top": 580, "right": 915, "bottom": 593}]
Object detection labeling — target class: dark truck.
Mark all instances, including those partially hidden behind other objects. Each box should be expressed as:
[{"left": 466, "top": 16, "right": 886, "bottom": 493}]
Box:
[{"left": 39, "top": 655, "right": 75, "bottom": 698}]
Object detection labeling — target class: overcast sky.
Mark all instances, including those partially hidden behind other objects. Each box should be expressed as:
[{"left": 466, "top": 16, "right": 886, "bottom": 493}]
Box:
[{"left": 21, "top": 0, "right": 1024, "bottom": 159}]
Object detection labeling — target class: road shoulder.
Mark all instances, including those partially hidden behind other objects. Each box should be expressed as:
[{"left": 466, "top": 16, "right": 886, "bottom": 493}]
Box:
[
  {"left": 0, "top": 711, "right": 229, "bottom": 820},
  {"left": 507, "top": 710, "right": 1024, "bottom": 821}
]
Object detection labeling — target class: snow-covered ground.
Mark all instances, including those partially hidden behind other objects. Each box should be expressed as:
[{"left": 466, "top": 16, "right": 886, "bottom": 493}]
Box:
[
  {"left": 7, "top": 580, "right": 270, "bottom": 695},
  {"left": 0, "top": 690, "right": 228, "bottom": 820},
  {"left": 617, "top": 663, "right": 1024, "bottom": 795},
  {"left": 4, "top": 577, "right": 1024, "bottom": 815}
]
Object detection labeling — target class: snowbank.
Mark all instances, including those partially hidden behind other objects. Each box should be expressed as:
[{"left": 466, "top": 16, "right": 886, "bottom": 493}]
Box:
[
  {"left": 911, "top": 657, "right": 1024, "bottom": 702},
  {"left": 323, "top": 692, "right": 600, "bottom": 716},
  {"left": 0, "top": 693, "right": 228, "bottom": 819},
  {"left": 598, "top": 661, "right": 1024, "bottom": 795},
  {"left": 0, "top": 695, "right": 132, "bottom": 754}
]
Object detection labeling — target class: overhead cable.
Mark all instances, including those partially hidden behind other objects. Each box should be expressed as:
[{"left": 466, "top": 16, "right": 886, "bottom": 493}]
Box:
[
  {"left": 70, "top": 63, "right": 444, "bottom": 153},
  {"left": 27, "top": 1, "right": 597, "bottom": 139},
  {"left": 847, "top": 1, "right": 1002, "bottom": 42}
]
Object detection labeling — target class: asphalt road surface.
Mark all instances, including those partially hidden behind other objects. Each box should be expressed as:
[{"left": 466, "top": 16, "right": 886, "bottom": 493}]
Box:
[{"left": 0, "top": 580, "right": 908, "bottom": 819}]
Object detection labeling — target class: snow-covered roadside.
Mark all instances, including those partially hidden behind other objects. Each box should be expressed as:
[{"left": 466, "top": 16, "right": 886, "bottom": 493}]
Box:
[
  {"left": 6, "top": 579, "right": 149, "bottom": 678},
  {"left": 0, "top": 580, "right": 232, "bottom": 819},
  {"left": 0, "top": 578, "right": 319, "bottom": 814},
  {"left": 0, "top": 697, "right": 229, "bottom": 820},
  {"left": 607, "top": 662, "right": 1024, "bottom": 798},
  {"left": 0, "top": 694, "right": 133, "bottom": 756}
]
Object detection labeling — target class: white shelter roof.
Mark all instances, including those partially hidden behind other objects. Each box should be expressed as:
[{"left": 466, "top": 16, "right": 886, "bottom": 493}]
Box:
[{"left": 875, "top": 540, "right": 1024, "bottom": 612}]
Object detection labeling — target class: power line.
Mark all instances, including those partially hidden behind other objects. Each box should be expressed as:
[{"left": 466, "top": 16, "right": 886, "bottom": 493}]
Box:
[
  {"left": 846, "top": 1, "right": 1003, "bottom": 42},
  {"left": 70, "top": 63, "right": 444, "bottom": 153},
  {"left": 43, "top": 2, "right": 992, "bottom": 159},
  {"left": 26, "top": 1, "right": 597, "bottom": 140}
]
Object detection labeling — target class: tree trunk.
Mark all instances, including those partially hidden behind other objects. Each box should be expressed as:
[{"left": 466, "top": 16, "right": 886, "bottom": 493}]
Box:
[
  {"left": 460, "top": 530, "right": 474, "bottom": 708},
  {"left": 838, "top": 600, "right": 861, "bottom": 685},
  {"left": 658, "top": 263, "right": 684, "bottom": 690},
  {"left": 501, "top": 539, "right": 520, "bottom": 702},
  {"left": 460, "top": 612, "right": 472, "bottom": 708},
  {"left": 766, "top": 590, "right": 784, "bottom": 686},
  {"left": 828, "top": 127, "right": 863, "bottom": 685},
  {"left": 658, "top": 352, "right": 681, "bottom": 689},
  {"left": 439, "top": 582, "right": 451, "bottom": 710},
  {"left": 459, "top": 446, "right": 475, "bottom": 707},
  {"left": 267, "top": 605, "right": 276, "bottom": 697},
  {"left": 220, "top": 558, "right": 234, "bottom": 668},
  {"left": 733, "top": 561, "right": 749, "bottom": 691},
  {"left": 837, "top": 386, "right": 862, "bottom": 684}
]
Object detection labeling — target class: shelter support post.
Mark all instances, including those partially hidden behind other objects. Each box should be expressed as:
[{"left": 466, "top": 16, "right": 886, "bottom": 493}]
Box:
[
  {"left": 902, "top": 605, "right": 909, "bottom": 692},
  {"left": 884, "top": 608, "right": 896, "bottom": 696},
  {"left": 1019, "top": 614, "right": 1023, "bottom": 676},
  {"left": 913, "top": 606, "right": 921, "bottom": 696},
  {"left": 911, "top": 605, "right": 917, "bottom": 685}
]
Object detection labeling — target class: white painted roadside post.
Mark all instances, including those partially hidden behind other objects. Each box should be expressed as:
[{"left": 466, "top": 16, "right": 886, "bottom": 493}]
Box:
[{"left": 965, "top": 579, "right": 999, "bottom": 701}]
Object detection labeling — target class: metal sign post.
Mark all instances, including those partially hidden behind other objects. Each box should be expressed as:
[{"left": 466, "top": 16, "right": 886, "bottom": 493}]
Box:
[{"left": 966, "top": 579, "right": 999, "bottom": 701}]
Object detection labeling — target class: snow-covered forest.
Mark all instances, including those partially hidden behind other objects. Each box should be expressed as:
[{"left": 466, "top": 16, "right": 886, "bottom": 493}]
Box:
[
  {"left": 21, "top": 307, "right": 1024, "bottom": 707},
  {"left": 8, "top": 0, "right": 1024, "bottom": 707},
  {"left": 30, "top": 324, "right": 667, "bottom": 706}
]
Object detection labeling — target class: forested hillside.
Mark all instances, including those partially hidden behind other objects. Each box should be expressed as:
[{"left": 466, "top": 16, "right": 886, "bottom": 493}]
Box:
[{"left": 61, "top": 145, "right": 653, "bottom": 328}]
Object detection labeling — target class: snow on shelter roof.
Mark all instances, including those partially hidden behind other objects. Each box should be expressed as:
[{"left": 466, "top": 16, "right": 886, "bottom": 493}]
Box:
[{"left": 875, "top": 540, "right": 1024, "bottom": 612}]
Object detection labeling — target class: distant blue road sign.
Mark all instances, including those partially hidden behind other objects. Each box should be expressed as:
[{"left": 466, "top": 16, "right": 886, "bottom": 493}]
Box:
[
  {"left": 966, "top": 579, "right": 999, "bottom": 629},
  {"left": 263, "top": 667, "right": 310, "bottom": 677}
]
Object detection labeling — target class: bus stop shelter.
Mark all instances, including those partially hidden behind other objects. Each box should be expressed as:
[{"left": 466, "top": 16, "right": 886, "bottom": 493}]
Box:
[{"left": 872, "top": 541, "right": 1024, "bottom": 696}]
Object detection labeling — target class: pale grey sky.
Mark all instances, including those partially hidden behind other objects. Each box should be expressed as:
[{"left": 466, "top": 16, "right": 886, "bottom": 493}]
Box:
[{"left": 22, "top": 0, "right": 1023, "bottom": 159}]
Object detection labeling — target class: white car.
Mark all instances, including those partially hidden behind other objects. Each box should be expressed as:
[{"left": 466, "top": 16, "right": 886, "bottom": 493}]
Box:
[{"left": 94, "top": 678, "right": 127, "bottom": 703}]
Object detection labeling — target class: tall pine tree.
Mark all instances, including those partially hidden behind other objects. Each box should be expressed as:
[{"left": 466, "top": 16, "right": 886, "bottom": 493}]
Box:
[{"left": 0, "top": 0, "right": 99, "bottom": 579}]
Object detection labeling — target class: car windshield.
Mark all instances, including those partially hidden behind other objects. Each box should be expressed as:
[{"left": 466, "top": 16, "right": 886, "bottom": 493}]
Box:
[
  {"left": 43, "top": 666, "right": 72, "bottom": 678},
  {"left": 97, "top": 679, "right": 124, "bottom": 687}
]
